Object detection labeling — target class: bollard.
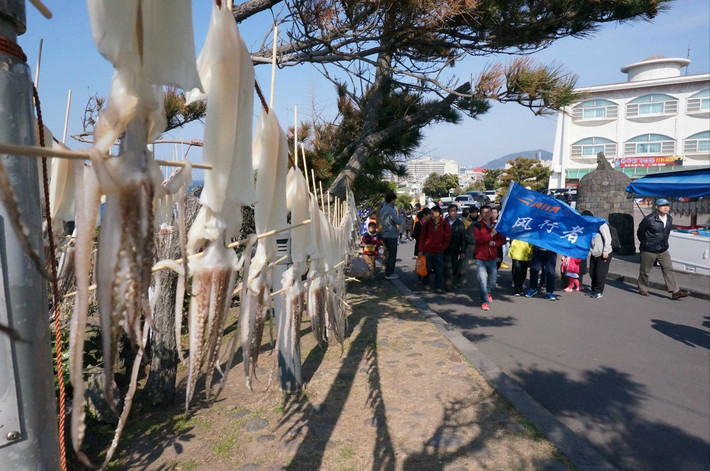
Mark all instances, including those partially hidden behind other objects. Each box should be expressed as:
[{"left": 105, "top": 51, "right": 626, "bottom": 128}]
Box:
[
  {"left": 272, "top": 236, "right": 302, "bottom": 394},
  {"left": 0, "top": 1, "right": 61, "bottom": 468}
]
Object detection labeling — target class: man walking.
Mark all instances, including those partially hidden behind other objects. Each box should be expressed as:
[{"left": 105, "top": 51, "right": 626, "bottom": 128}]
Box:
[
  {"left": 419, "top": 205, "right": 450, "bottom": 293},
  {"left": 637, "top": 198, "right": 688, "bottom": 299},
  {"left": 443, "top": 204, "right": 466, "bottom": 290},
  {"left": 473, "top": 205, "right": 506, "bottom": 311},
  {"left": 380, "top": 191, "right": 402, "bottom": 280}
]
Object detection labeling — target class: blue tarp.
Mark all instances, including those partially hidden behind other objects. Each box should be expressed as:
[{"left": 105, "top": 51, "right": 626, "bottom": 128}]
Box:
[{"left": 625, "top": 167, "right": 710, "bottom": 198}]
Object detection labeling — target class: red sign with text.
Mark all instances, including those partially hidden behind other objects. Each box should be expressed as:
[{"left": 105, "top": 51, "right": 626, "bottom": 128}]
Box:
[{"left": 615, "top": 156, "right": 683, "bottom": 168}]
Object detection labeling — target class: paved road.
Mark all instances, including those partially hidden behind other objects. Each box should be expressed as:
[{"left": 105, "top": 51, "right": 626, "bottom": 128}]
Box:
[{"left": 391, "top": 240, "right": 710, "bottom": 471}]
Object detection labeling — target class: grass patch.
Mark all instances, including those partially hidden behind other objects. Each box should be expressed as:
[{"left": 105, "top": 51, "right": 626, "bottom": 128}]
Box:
[{"left": 211, "top": 429, "right": 240, "bottom": 458}]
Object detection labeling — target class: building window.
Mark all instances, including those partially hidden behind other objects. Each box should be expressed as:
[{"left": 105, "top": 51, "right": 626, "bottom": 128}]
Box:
[
  {"left": 626, "top": 94, "right": 678, "bottom": 117},
  {"left": 572, "top": 99, "right": 618, "bottom": 120},
  {"left": 624, "top": 134, "right": 675, "bottom": 155},
  {"left": 684, "top": 131, "right": 710, "bottom": 154},
  {"left": 687, "top": 90, "right": 710, "bottom": 113},
  {"left": 571, "top": 137, "right": 617, "bottom": 158}
]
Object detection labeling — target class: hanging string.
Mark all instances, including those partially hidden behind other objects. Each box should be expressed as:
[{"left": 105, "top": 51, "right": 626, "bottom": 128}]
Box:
[{"left": 34, "top": 69, "right": 69, "bottom": 471}]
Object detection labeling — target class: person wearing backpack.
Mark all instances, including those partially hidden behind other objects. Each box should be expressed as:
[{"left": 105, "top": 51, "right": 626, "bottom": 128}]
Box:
[{"left": 581, "top": 210, "right": 613, "bottom": 298}]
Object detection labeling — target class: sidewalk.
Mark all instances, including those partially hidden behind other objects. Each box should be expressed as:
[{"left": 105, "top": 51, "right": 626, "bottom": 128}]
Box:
[{"left": 607, "top": 254, "right": 709, "bottom": 300}]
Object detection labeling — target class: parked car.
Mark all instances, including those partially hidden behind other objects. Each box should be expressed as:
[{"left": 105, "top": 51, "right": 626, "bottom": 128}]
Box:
[
  {"left": 454, "top": 194, "right": 479, "bottom": 209},
  {"left": 465, "top": 190, "right": 491, "bottom": 206},
  {"left": 484, "top": 190, "right": 500, "bottom": 203}
]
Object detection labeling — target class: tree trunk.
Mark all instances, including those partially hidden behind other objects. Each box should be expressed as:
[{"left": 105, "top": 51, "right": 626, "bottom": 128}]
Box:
[{"left": 143, "top": 189, "right": 201, "bottom": 406}]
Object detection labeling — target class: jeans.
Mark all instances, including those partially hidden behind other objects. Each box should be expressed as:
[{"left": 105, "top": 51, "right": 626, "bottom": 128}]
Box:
[
  {"left": 529, "top": 250, "right": 557, "bottom": 294},
  {"left": 382, "top": 237, "right": 398, "bottom": 276},
  {"left": 424, "top": 251, "right": 444, "bottom": 290},
  {"left": 475, "top": 259, "right": 498, "bottom": 304}
]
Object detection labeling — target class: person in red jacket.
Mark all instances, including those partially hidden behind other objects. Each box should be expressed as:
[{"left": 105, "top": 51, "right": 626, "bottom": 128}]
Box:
[
  {"left": 472, "top": 205, "right": 506, "bottom": 311},
  {"left": 418, "top": 205, "right": 451, "bottom": 293}
]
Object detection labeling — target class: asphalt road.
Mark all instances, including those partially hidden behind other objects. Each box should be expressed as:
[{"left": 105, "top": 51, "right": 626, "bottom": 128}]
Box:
[{"left": 392, "top": 240, "right": 710, "bottom": 471}]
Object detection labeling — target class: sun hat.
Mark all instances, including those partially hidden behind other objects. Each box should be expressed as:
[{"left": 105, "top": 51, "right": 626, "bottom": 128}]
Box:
[{"left": 656, "top": 198, "right": 670, "bottom": 206}]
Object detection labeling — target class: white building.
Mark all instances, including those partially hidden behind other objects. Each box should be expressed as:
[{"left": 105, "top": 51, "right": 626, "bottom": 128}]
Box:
[
  {"left": 549, "top": 56, "right": 710, "bottom": 188},
  {"left": 406, "top": 157, "right": 459, "bottom": 182}
]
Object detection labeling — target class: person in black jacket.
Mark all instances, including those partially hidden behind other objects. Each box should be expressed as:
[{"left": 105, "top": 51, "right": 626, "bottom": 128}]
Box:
[
  {"left": 443, "top": 204, "right": 466, "bottom": 290},
  {"left": 637, "top": 198, "right": 688, "bottom": 299}
]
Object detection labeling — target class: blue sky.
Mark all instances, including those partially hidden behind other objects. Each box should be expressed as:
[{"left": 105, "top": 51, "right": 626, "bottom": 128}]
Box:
[{"left": 17, "top": 1, "right": 710, "bottom": 173}]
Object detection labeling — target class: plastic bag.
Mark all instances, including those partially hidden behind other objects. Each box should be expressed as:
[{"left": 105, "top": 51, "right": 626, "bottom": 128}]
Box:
[{"left": 415, "top": 254, "right": 428, "bottom": 277}]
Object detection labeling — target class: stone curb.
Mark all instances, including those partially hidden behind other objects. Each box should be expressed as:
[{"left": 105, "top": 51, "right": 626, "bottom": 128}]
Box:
[{"left": 390, "top": 277, "right": 619, "bottom": 471}]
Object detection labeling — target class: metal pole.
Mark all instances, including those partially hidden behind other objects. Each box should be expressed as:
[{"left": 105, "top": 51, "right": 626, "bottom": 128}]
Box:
[
  {"left": 273, "top": 235, "right": 302, "bottom": 394},
  {"left": 0, "top": 1, "right": 61, "bottom": 468}
]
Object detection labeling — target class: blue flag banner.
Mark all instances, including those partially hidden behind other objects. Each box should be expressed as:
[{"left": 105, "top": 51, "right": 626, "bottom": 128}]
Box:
[{"left": 497, "top": 182, "right": 606, "bottom": 259}]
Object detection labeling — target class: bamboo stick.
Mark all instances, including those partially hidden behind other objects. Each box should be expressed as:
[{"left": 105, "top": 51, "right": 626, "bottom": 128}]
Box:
[
  {"left": 270, "top": 26, "right": 278, "bottom": 108},
  {"left": 300, "top": 143, "right": 309, "bottom": 190},
  {"left": 310, "top": 168, "right": 317, "bottom": 199},
  {"left": 62, "top": 90, "right": 72, "bottom": 144},
  {"left": 319, "top": 181, "right": 325, "bottom": 213},
  {"left": 293, "top": 106, "right": 298, "bottom": 167},
  {"left": 33, "top": 38, "right": 42, "bottom": 88},
  {"left": 0, "top": 143, "right": 212, "bottom": 170},
  {"left": 63, "top": 218, "right": 313, "bottom": 299},
  {"left": 270, "top": 258, "right": 347, "bottom": 298},
  {"left": 30, "top": 0, "right": 52, "bottom": 18},
  {"left": 153, "top": 139, "right": 203, "bottom": 147}
]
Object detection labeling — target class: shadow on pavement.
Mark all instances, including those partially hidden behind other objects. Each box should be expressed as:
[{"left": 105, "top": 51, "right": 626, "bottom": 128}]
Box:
[
  {"left": 510, "top": 365, "right": 710, "bottom": 471},
  {"left": 651, "top": 319, "right": 710, "bottom": 349}
]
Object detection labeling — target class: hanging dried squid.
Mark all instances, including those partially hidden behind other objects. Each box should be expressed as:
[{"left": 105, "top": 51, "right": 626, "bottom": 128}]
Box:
[
  {"left": 183, "top": 0, "right": 256, "bottom": 408},
  {"left": 71, "top": 0, "right": 201, "bottom": 467}
]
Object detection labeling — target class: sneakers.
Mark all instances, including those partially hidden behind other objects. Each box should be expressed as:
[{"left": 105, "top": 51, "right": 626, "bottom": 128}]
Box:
[
  {"left": 525, "top": 289, "right": 538, "bottom": 298},
  {"left": 481, "top": 303, "right": 490, "bottom": 311},
  {"left": 546, "top": 293, "right": 557, "bottom": 301},
  {"left": 385, "top": 274, "right": 398, "bottom": 280},
  {"left": 513, "top": 292, "right": 522, "bottom": 297},
  {"left": 590, "top": 292, "right": 603, "bottom": 299},
  {"left": 487, "top": 293, "right": 493, "bottom": 302},
  {"left": 563, "top": 287, "right": 573, "bottom": 293},
  {"left": 500, "top": 262, "right": 509, "bottom": 269}
]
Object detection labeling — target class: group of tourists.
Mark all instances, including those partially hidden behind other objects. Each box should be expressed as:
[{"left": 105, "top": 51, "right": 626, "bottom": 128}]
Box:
[{"left": 361, "top": 194, "right": 689, "bottom": 310}]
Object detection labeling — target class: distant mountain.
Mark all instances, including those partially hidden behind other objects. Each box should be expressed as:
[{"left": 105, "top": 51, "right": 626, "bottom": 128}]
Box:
[{"left": 482, "top": 149, "right": 552, "bottom": 169}]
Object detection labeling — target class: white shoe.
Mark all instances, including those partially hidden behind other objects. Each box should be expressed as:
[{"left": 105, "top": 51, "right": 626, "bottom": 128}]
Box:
[{"left": 385, "top": 274, "right": 399, "bottom": 280}]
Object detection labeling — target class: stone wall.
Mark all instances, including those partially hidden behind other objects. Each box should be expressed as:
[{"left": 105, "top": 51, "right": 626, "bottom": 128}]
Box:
[{"left": 576, "top": 153, "right": 636, "bottom": 255}]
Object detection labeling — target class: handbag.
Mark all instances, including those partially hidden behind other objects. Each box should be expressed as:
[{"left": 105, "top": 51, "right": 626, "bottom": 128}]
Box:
[{"left": 415, "top": 254, "right": 428, "bottom": 277}]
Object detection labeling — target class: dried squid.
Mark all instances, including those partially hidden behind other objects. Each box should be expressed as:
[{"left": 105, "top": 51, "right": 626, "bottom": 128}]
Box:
[
  {"left": 183, "top": 0, "right": 256, "bottom": 408},
  {"left": 241, "top": 108, "right": 289, "bottom": 391},
  {"left": 70, "top": 0, "right": 201, "bottom": 466}
]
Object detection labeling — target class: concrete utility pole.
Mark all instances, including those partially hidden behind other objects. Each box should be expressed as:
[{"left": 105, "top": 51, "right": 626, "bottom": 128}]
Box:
[{"left": 0, "top": 1, "right": 61, "bottom": 469}]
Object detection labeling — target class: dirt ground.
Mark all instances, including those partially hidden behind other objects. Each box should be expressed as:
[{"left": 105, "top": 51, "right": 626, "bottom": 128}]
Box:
[{"left": 104, "top": 280, "right": 571, "bottom": 470}]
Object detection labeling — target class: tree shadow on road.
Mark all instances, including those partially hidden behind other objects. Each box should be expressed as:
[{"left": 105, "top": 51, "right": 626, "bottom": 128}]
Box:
[{"left": 510, "top": 365, "right": 710, "bottom": 471}]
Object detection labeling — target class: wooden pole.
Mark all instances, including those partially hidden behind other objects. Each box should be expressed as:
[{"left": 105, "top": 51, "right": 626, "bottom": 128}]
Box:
[
  {"left": 61, "top": 90, "right": 72, "bottom": 144},
  {"left": 0, "top": 143, "right": 212, "bottom": 170},
  {"left": 270, "top": 26, "right": 278, "bottom": 108},
  {"left": 300, "top": 143, "right": 309, "bottom": 190},
  {"left": 311, "top": 168, "right": 317, "bottom": 200},
  {"left": 33, "top": 38, "right": 42, "bottom": 89}
]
